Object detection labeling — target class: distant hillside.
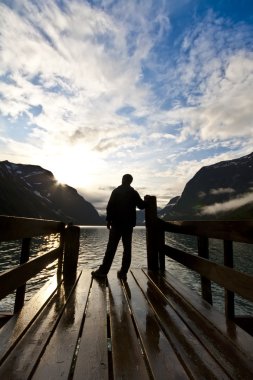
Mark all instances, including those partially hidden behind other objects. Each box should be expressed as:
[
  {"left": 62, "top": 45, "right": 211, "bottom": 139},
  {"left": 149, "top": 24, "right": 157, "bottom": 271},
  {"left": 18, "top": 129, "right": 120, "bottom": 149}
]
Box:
[
  {"left": 162, "top": 152, "right": 253, "bottom": 220},
  {"left": 158, "top": 196, "right": 180, "bottom": 219},
  {"left": 0, "top": 161, "right": 102, "bottom": 225}
]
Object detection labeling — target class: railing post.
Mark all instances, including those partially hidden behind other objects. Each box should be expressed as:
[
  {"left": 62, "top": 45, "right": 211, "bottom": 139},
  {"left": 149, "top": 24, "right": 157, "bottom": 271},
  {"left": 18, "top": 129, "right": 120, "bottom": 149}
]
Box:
[
  {"left": 57, "top": 228, "right": 65, "bottom": 281},
  {"left": 197, "top": 237, "right": 213, "bottom": 305},
  {"left": 145, "top": 195, "right": 159, "bottom": 271},
  {"left": 158, "top": 220, "right": 165, "bottom": 272},
  {"left": 14, "top": 237, "right": 31, "bottom": 313},
  {"left": 63, "top": 224, "right": 80, "bottom": 283},
  {"left": 224, "top": 240, "right": 234, "bottom": 319}
]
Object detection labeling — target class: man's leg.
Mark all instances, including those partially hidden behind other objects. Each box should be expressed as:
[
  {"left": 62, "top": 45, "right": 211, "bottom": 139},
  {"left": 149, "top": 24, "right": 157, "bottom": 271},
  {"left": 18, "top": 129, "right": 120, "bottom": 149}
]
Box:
[
  {"left": 119, "top": 227, "right": 133, "bottom": 275},
  {"left": 96, "top": 226, "right": 121, "bottom": 275}
]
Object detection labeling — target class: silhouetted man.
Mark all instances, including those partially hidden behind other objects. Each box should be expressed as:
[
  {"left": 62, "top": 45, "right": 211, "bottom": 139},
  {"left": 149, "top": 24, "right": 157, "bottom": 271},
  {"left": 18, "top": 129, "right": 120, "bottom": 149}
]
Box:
[{"left": 92, "top": 174, "right": 145, "bottom": 280}]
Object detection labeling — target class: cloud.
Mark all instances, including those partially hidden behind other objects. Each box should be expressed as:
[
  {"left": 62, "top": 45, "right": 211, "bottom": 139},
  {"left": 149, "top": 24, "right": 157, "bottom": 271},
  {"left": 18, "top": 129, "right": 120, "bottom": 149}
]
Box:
[
  {"left": 149, "top": 132, "right": 175, "bottom": 140},
  {"left": 0, "top": 0, "right": 171, "bottom": 157},
  {"left": 1, "top": 1, "right": 253, "bottom": 210},
  {"left": 163, "top": 13, "right": 253, "bottom": 144},
  {"left": 201, "top": 190, "right": 253, "bottom": 215},
  {"left": 209, "top": 188, "right": 235, "bottom": 195},
  {"left": 1, "top": 3, "right": 252, "bottom": 152}
]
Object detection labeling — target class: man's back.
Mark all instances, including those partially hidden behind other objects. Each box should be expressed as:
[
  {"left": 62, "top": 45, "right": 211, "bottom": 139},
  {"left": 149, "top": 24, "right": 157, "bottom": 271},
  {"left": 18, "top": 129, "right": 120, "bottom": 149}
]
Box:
[{"left": 107, "top": 184, "right": 145, "bottom": 227}]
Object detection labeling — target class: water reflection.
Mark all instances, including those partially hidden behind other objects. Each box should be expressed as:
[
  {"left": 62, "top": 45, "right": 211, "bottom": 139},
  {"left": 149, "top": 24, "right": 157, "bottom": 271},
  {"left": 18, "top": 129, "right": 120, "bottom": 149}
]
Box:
[
  {"left": 78, "top": 226, "right": 147, "bottom": 270},
  {"left": 0, "top": 234, "right": 59, "bottom": 312},
  {"left": 0, "top": 227, "right": 253, "bottom": 315}
]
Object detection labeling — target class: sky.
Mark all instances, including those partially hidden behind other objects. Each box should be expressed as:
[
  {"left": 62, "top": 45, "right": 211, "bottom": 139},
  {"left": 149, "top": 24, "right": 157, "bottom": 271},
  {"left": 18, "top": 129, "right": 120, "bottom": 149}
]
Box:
[{"left": 0, "top": 0, "right": 253, "bottom": 213}]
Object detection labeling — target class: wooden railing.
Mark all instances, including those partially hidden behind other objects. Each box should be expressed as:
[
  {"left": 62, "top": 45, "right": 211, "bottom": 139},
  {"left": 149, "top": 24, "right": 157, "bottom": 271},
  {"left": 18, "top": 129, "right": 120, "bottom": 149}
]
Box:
[
  {"left": 0, "top": 216, "right": 80, "bottom": 313},
  {"left": 145, "top": 196, "right": 253, "bottom": 331}
]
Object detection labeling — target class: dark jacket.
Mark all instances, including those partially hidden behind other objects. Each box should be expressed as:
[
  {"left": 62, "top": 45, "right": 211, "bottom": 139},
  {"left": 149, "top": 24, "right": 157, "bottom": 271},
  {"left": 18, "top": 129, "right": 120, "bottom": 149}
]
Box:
[{"left": 106, "top": 184, "right": 145, "bottom": 227}]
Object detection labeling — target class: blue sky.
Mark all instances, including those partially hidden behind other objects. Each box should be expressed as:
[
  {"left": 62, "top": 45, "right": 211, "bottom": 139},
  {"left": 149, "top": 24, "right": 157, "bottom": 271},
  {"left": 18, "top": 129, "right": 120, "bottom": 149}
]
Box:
[{"left": 0, "top": 0, "right": 253, "bottom": 212}]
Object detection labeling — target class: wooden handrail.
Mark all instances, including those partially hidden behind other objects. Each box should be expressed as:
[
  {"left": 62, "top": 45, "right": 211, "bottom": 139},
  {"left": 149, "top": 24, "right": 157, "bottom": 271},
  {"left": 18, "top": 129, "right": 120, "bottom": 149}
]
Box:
[
  {"left": 0, "top": 216, "right": 80, "bottom": 312},
  {"left": 0, "top": 247, "right": 61, "bottom": 300},
  {"left": 159, "top": 219, "right": 253, "bottom": 244},
  {"left": 0, "top": 215, "right": 65, "bottom": 241},
  {"left": 145, "top": 196, "right": 253, "bottom": 322},
  {"left": 162, "top": 245, "right": 253, "bottom": 303}
]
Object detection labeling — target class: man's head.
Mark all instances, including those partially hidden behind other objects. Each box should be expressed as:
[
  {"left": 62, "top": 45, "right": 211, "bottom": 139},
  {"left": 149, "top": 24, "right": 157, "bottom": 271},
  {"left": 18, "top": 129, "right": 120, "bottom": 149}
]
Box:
[{"left": 122, "top": 174, "right": 133, "bottom": 185}]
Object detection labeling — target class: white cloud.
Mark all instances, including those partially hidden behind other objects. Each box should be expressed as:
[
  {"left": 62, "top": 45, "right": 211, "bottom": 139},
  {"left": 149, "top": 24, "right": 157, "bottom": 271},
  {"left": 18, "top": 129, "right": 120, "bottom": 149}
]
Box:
[
  {"left": 0, "top": 0, "right": 161, "bottom": 148},
  {"left": 168, "top": 49, "right": 253, "bottom": 144},
  {"left": 210, "top": 188, "right": 235, "bottom": 195},
  {"left": 149, "top": 132, "right": 175, "bottom": 140},
  {"left": 162, "top": 13, "right": 253, "bottom": 146},
  {"left": 0, "top": 1, "right": 253, "bottom": 211},
  {"left": 201, "top": 191, "right": 253, "bottom": 215}
]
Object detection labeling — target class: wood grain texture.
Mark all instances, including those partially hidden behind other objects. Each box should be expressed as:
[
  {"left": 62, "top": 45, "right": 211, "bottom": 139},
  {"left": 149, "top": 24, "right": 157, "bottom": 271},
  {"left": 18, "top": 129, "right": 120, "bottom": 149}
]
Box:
[
  {"left": 108, "top": 273, "right": 150, "bottom": 379},
  {"left": 127, "top": 270, "right": 189, "bottom": 379},
  {"left": 132, "top": 269, "right": 229, "bottom": 380},
  {"left": 163, "top": 244, "right": 253, "bottom": 302},
  {"left": 0, "top": 274, "right": 60, "bottom": 364},
  {"left": 145, "top": 269, "right": 253, "bottom": 380},
  {"left": 32, "top": 271, "right": 90, "bottom": 380},
  {"left": 73, "top": 277, "right": 108, "bottom": 380}
]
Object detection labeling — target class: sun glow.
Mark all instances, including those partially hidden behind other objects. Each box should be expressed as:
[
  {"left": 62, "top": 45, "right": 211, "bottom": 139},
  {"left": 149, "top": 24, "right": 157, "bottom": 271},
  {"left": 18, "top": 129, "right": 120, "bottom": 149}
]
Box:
[{"left": 46, "top": 146, "right": 106, "bottom": 190}]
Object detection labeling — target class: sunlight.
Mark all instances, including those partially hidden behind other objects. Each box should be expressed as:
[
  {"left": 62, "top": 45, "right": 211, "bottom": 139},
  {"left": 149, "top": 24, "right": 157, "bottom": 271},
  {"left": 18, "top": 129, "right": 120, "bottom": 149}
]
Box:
[{"left": 48, "top": 146, "right": 106, "bottom": 190}]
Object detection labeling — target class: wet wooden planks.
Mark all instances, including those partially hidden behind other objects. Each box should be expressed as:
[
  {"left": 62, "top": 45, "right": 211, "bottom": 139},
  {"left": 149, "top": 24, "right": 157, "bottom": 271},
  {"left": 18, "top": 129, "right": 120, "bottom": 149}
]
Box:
[{"left": 0, "top": 269, "right": 253, "bottom": 379}]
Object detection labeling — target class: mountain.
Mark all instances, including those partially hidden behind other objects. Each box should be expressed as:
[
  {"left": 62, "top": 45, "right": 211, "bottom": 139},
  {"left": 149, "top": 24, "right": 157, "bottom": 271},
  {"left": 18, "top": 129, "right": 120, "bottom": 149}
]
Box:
[
  {"left": 158, "top": 196, "right": 180, "bottom": 219},
  {"left": 162, "top": 152, "right": 253, "bottom": 220},
  {"left": 136, "top": 209, "right": 145, "bottom": 225},
  {"left": 0, "top": 161, "right": 102, "bottom": 225}
]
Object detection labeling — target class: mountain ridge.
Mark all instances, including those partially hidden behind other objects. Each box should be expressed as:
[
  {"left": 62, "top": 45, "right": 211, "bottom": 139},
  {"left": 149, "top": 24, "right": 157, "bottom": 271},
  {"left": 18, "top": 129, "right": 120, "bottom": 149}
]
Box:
[
  {"left": 1, "top": 152, "right": 253, "bottom": 224},
  {"left": 0, "top": 160, "right": 102, "bottom": 225},
  {"left": 161, "top": 152, "right": 253, "bottom": 220}
]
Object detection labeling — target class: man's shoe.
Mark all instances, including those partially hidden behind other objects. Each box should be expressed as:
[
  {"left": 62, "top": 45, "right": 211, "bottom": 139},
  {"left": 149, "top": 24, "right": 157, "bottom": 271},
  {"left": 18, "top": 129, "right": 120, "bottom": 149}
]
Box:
[
  {"left": 117, "top": 271, "right": 127, "bottom": 280},
  {"left": 92, "top": 270, "right": 107, "bottom": 279}
]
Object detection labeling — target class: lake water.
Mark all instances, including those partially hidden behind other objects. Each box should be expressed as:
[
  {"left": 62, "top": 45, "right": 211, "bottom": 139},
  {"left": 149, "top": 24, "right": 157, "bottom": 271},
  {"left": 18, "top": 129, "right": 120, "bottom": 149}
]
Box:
[{"left": 1, "top": 226, "right": 253, "bottom": 316}]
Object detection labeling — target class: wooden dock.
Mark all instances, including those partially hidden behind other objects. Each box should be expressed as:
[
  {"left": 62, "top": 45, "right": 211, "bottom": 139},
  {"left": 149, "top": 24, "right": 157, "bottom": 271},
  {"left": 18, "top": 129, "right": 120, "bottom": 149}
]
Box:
[
  {"left": 0, "top": 268, "right": 253, "bottom": 379},
  {"left": 1, "top": 198, "right": 253, "bottom": 379}
]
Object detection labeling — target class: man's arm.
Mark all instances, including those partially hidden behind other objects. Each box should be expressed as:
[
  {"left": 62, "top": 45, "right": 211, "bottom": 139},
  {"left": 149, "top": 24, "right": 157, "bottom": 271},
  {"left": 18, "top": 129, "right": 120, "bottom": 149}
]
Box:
[{"left": 135, "top": 191, "right": 146, "bottom": 210}]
